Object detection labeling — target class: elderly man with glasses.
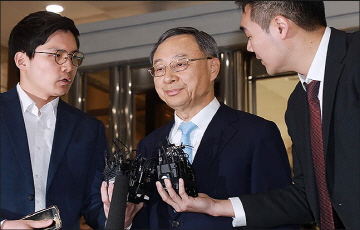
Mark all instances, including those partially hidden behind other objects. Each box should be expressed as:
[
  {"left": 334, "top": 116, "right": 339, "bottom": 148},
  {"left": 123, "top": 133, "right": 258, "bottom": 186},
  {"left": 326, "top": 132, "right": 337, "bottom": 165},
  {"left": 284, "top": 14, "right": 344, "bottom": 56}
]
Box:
[
  {"left": 0, "top": 11, "right": 108, "bottom": 229},
  {"left": 113, "top": 27, "right": 296, "bottom": 229}
]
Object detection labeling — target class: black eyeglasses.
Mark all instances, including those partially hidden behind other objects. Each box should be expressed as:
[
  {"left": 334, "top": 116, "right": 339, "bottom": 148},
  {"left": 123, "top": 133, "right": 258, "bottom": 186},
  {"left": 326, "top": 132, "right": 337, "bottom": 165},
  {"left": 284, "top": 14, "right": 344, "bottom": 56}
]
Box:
[
  {"left": 34, "top": 49, "right": 85, "bottom": 67},
  {"left": 148, "top": 57, "right": 212, "bottom": 77}
]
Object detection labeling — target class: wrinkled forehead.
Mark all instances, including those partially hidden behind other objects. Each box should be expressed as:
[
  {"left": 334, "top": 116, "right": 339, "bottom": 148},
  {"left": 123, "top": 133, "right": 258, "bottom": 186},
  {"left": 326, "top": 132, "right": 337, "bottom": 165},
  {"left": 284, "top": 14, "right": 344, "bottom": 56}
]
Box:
[{"left": 153, "top": 35, "right": 202, "bottom": 63}]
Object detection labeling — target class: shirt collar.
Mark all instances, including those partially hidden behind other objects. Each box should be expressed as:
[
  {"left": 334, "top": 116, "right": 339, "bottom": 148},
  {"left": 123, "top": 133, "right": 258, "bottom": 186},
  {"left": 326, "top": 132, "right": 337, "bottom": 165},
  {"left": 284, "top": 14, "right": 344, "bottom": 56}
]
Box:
[
  {"left": 173, "top": 97, "right": 220, "bottom": 131},
  {"left": 16, "top": 83, "right": 59, "bottom": 116},
  {"left": 298, "top": 27, "right": 331, "bottom": 87}
]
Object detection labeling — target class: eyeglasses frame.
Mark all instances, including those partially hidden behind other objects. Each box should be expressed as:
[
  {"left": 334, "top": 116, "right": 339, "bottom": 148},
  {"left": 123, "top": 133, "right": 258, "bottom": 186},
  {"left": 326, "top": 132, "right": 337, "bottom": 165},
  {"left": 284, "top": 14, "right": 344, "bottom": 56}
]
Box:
[
  {"left": 148, "top": 57, "right": 213, "bottom": 77},
  {"left": 33, "top": 49, "right": 85, "bottom": 67}
]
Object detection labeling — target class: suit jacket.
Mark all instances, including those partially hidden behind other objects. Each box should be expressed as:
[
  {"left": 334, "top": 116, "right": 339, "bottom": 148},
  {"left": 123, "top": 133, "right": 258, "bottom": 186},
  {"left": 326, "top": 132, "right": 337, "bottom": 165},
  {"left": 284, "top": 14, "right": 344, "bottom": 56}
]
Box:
[
  {"left": 133, "top": 103, "right": 293, "bottom": 229},
  {"left": 0, "top": 87, "right": 107, "bottom": 229},
  {"left": 240, "top": 28, "right": 360, "bottom": 228}
]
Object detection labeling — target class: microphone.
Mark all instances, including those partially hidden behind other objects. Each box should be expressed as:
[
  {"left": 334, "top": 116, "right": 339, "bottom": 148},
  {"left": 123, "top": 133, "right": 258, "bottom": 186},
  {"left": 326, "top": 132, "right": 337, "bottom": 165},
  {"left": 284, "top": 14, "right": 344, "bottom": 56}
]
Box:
[{"left": 105, "top": 175, "right": 129, "bottom": 230}]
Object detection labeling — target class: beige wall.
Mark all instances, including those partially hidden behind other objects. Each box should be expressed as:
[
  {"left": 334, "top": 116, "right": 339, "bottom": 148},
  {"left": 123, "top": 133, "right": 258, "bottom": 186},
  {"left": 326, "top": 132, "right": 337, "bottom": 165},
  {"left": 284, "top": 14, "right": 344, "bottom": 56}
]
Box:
[{"left": 1, "top": 45, "right": 8, "bottom": 92}]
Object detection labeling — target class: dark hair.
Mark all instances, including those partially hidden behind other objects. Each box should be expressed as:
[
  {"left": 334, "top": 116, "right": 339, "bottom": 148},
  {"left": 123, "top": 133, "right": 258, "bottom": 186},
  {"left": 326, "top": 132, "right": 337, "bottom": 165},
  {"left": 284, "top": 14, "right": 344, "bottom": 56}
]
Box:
[
  {"left": 235, "top": 1, "right": 327, "bottom": 32},
  {"left": 149, "top": 27, "right": 219, "bottom": 64},
  {"left": 9, "top": 11, "right": 80, "bottom": 61}
]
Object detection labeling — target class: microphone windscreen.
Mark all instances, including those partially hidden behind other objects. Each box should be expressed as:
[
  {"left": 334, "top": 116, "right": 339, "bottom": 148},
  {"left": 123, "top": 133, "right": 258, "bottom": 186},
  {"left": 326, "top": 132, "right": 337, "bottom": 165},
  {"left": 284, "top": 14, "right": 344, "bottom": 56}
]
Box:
[{"left": 105, "top": 175, "right": 129, "bottom": 230}]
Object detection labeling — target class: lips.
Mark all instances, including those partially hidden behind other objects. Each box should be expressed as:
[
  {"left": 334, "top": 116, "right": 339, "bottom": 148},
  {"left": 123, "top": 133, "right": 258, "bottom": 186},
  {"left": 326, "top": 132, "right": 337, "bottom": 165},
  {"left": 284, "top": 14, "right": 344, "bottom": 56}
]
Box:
[
  {"left": 59, "top": 77, "right": 72, "bottom": 85},
  {"left": 165, "top": 88, "right": 182, "bottom": 96}
]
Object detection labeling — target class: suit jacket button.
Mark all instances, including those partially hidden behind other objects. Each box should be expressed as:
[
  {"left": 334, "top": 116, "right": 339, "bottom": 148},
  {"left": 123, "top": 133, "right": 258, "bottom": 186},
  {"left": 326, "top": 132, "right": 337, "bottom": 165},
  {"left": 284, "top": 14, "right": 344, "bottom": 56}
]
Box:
[
  {"left": 172, "top": 221, "right": 180, "bottom": 228},
  {"left": 28, "top": 194, "right": 34, "bottom": 201}
]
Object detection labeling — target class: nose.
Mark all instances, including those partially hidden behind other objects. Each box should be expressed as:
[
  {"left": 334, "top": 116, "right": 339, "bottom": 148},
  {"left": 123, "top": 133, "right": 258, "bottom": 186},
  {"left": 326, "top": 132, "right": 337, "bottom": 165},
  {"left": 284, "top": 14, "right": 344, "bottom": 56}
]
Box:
[
  {"left": 61, "top": 57, "right": 74, "bottom": 72},
  {"left": 247, "top": 40, "right": 254, "bottom": 52},
  {"left": 162, "top": 66, "right": 177, "bottom": 84}
]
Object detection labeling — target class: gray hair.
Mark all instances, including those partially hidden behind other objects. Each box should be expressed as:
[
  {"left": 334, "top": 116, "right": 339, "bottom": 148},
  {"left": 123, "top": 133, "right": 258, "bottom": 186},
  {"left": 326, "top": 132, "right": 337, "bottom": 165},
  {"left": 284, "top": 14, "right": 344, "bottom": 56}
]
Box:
[{"left": 149, "top": 27, "right": 219, "bottom": 64}]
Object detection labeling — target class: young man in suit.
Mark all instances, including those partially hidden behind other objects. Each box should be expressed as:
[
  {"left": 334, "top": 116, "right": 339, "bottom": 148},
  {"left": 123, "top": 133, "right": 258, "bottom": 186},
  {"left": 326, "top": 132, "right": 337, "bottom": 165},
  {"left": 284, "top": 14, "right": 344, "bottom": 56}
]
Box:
[
  {"left": 128, "top": 27, "right": 294, "bottom": 229},
  {"left": 156, "top": 1, "right": 359, "bottom": 229},
  {"left": 0, "top": 11, "right": 108, "bottom": 229}
]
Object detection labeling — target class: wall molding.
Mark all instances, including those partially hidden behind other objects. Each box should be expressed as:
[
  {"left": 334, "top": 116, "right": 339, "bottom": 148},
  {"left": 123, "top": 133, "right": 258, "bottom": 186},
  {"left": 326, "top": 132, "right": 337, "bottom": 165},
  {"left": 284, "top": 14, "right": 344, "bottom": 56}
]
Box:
[{"left": 77, "top": 1, "right": 359, "bottom": 68}]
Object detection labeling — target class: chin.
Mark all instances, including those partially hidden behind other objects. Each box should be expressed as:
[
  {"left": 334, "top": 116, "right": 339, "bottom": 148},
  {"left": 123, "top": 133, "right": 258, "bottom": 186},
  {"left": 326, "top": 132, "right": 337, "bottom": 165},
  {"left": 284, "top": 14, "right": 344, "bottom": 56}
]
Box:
[
  {"left": 165, "top": 99, "right": 185, "bottom": 110},
  {"left": 56, "top": 89, "right": 69, "bottom": 97},
  {"left": 265, "top": 67, "right": 278, "bottom": 76}
]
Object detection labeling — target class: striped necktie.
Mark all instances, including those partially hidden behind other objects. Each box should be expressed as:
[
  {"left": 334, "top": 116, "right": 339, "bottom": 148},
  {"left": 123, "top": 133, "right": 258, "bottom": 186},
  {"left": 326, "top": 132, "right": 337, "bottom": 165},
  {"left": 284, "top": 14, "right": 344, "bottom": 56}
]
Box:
[{"left": 305, "top": 80, "right": 334, "bottom": 229}]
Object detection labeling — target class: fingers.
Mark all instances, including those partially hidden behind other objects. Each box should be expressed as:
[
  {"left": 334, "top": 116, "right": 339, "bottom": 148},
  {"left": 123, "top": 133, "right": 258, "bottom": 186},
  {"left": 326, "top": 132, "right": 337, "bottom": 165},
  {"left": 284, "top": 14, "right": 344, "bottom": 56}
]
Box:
[
  {"left": 28, "top": 220, "right": 54, "bottom": 228},
  {"left": 156, "top": 181, "right": 170, "bottom": 201},
  {"left": 108, "top": 182, "right": 114, "bottom": 201},
  {"left": 3, "top": 219, "right": 53, "bottom": 229},
  {"left": 164, "top": 179, "right": 181, "bottom": 199},
  {"left": 124, "top": 202, "right": 144, "bottom": 229},
  {"left": 156, "top": 180, "right": 176, "bottom": 206},
  {"left": 177, "top": 178, "right": 188, "bottom": 198},
  {"left": 101, "top": 181, "right": 107, "bottom": 202},
  {"left": 125, "top": 202, "right": 144, "bottom": 216},
  {"left": 156, "top": 179, "right": 186, "bottom": 212},
  {"left": 164, "top": 178, "right": 189, "bottom": 202},
  {"left": 101, "top": 181, "right": 109, "bottom": 203},
  {"left": 101, "top": 181, "right": 114, "bottom": 218}
]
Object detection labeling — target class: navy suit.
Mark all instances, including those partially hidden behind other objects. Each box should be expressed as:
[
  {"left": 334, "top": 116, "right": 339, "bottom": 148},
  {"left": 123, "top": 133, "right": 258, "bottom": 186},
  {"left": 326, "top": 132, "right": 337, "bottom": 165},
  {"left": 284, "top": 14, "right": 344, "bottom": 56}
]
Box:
[
  {"left": 133, "top": 103, "right": 292, "bottom": 229},
  {"left": 240, "top": 28, "right": 360, "bottom": 228},
  {"left": 0, "top": 87, "right": 107, "bottom": 229}
]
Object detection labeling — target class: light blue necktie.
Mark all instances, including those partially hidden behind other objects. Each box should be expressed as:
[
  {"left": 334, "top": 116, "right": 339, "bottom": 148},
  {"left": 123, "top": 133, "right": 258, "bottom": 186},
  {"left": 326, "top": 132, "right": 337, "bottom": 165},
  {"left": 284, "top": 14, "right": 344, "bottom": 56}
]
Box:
[{"left": 178, "top": 121, "right": 197, "bottom": 163}]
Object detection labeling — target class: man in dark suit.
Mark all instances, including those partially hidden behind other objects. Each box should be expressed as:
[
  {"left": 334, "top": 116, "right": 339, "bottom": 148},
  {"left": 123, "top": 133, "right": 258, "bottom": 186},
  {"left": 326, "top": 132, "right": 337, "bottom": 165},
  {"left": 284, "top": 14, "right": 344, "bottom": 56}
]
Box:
[
  {"left": 0, "top": 11, "right": 108, "bottom": 229},
  {"left": 156, "top": 1, "right": 359, "bottom": 229},
  {"left": 129, "top": 27, "right": 294, "bottom": 229}
]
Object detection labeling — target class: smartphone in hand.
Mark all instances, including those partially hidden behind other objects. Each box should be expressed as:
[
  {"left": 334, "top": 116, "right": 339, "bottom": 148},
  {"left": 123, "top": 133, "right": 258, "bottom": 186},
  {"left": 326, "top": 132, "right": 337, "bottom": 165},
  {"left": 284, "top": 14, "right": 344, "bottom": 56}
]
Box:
[{"left": 21, "top": 205, "right": 61, "bottom": 230}]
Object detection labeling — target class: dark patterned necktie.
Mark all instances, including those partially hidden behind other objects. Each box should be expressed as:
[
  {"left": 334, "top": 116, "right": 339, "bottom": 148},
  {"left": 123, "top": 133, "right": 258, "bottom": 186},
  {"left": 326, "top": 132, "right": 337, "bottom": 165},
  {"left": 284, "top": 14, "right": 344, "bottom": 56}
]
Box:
[{"left": 304, "top": 80, "right": 334, "bottom": 229}]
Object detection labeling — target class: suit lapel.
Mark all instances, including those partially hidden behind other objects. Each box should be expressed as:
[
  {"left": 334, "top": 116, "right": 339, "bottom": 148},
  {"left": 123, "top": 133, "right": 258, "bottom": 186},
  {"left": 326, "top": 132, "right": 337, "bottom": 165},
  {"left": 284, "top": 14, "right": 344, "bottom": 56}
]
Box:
[
  {"left": 289, "top": 83, "right": 315, "bottom": 171},
  {"left": 193, "top": 104, "right": 237, "bottom": 168},
  {"left": 173, "top": 104, "right": 237, "bottom": 221},
  {"left": 46, "top": 100, "right": 77, "bottom": 190},
  {"left": 322, "top": 28, "right": 346, "bottom": 155},
  {"left": 2, "top": 88, "right": 34, "bottom": 189},
  {"left": 154, "top": 121, "right": 174, "bottom": 150}
]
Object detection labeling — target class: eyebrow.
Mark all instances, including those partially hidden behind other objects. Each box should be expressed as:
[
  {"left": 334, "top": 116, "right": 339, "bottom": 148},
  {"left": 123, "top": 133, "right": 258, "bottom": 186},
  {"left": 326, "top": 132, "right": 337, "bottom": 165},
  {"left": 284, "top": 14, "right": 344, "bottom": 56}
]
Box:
[
  {"left": 153, "top": 54, "right": 188, "bottom": 65},
  {"left": 58, "top": 48, "right": 79, "bottom": 53},
  {"left": 48, "top": 47, "right": 79, "bottom": 53},
  {"left": 153, "top": 59, "right": 163, "bottom": 65}
]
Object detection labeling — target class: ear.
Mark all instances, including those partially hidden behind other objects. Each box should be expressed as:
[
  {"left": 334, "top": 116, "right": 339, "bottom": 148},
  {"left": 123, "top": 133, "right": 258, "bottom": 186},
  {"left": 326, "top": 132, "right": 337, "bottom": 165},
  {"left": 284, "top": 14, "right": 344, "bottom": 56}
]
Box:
[
  {"left": 14, "top": 52, "right": 28, "bottom": 70},
  {"left": 273, "top": 15, "right": 290, "bottom": 40},
  {"left": 209, "top": 58, "right": 220, "bottom": 81}
]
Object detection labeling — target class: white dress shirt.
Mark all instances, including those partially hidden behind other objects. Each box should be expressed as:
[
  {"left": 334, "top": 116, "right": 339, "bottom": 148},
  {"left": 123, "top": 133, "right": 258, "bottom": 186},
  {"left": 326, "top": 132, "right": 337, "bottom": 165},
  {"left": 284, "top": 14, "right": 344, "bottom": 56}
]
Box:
[
  {"left": 231, "top": 27, "right": 331, "bottom": 227},
  {"left": 17, "top": 83, "right": 58, "bottom": 211},
  {"left": 298, "top": 27, "right": 331, "bottom": 116},
  {"left": 168, "top": 98, "right": 220, "bottom": 162}
]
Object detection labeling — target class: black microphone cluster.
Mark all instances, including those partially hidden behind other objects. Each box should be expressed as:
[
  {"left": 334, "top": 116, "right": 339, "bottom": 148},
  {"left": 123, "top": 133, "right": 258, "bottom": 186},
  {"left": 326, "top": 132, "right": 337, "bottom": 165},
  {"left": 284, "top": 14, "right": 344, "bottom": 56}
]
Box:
[
  {"left": 104, "top": 139, "right": 198, "bottom": 229},
  {"left": 103, "top": 139, "right": 156, "bottom": 204},
  {"left": 157, "top": 143, "right": 198, "bottom": 197},
  {"left": 103, "top": 139, "right": 198, "bottom": 204}
]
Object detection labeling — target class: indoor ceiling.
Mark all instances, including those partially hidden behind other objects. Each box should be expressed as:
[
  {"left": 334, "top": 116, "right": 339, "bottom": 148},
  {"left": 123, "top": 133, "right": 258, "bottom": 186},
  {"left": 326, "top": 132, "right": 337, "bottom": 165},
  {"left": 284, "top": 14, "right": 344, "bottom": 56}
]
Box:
[{"left": 1, "top": 1, "right": 214, "bottom": 47}]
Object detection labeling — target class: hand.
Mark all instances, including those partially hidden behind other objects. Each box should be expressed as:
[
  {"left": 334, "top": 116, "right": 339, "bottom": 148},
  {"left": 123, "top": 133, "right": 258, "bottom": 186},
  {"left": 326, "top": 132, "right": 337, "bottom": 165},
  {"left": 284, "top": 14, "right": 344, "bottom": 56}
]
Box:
[
  {"left": 101, "top": 181, "right": 144, "bottom": 229},
  {"left": 1, "top": 219, "right": 53, "bottom": 229},
  {"left": 156, "top": 178, "right": 235, "bottom": 217},
  {"left": 101, "top": 181, "right": 114, "bottom": 218},
  {"left": 124, "top": 202, "right": 143, "bottom": 228}
]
